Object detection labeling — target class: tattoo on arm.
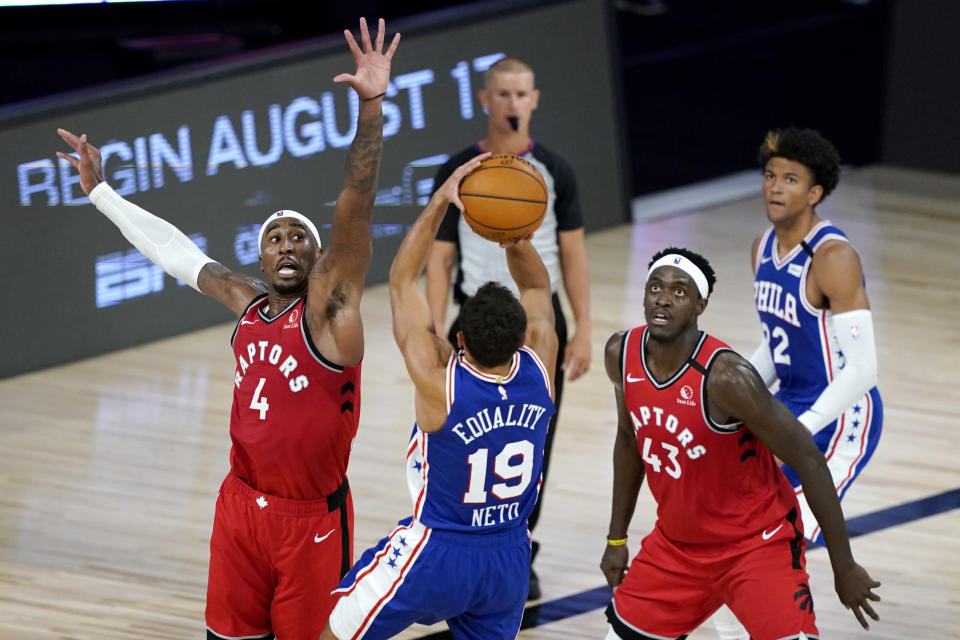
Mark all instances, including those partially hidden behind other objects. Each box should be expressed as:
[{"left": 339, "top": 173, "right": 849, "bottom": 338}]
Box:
[{"left": 344, "top": 111, "right": 384, "bottom": 194}]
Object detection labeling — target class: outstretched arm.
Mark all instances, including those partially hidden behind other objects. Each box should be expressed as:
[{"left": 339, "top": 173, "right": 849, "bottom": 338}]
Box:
[
  {"left": 708, "top": 352, "right": 881, "bottom": 630},
  {"left": 425, "top": 160, "right": 461, "bottom": 340},
  {"left": 56, "top": 129, "right": 262, "bottom": 317},
  {"left": 390, "top": 153, "right": 490, "bottom": 431},
  {"left": 425, "top": 240, "right": 457, "bottom": 339},
  {"left": 505, "top": 236, "right": 557, "bottom": 391},
  {"left": 599, "top": 332, "right": 645, "bottom": 589},
  {"left": 306, "top": 18, "right": 401, "bottom": 364},
  {"left": 798, "top": 241, "right": 879, "bottom": 434}
]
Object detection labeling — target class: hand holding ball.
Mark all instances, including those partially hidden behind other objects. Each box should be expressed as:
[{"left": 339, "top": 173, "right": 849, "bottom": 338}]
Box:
[{"left": 459, "top": 154, "right": 547, "bottom": 243}]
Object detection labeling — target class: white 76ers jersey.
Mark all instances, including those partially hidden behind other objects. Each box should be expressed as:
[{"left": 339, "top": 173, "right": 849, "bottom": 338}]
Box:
[{"left": 405, "top": 347, "right": 555, "bottom": 533}]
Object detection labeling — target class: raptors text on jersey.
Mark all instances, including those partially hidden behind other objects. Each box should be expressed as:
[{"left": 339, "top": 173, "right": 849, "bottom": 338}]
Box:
[
  {"left": 620, "top": 327, "right": 798, "bottom": 544},
  {"left": 229, "top": 295, "right": 361, "bottom": 500}
]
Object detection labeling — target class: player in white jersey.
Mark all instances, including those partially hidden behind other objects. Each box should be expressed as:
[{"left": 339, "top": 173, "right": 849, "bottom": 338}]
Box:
[
  {"left": 321, "top": 153, "right": 558, "bottom": 640},
  {"left": 710, "top": 127, "right": 883, "bottom": 640}
]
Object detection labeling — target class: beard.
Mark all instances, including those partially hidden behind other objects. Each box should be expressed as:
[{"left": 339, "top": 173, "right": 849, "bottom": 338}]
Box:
[{"left": 272, "top": 277, "right": 305, "bottom": 295}]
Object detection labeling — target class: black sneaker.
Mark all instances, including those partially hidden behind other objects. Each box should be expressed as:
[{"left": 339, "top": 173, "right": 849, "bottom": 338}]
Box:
[{"left": 527, "top": 566, "right": 542, "bottom": 600}]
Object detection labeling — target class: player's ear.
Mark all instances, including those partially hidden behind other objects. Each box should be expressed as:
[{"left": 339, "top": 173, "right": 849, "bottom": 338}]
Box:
[
  {"left": 807, "top": 184, "right": 824, "bottom": 207},
  {"left": 530, "top": 88, "right": 540, "bottom": 111},
  {"left": 695, "top": 296, "right": 708, "bottom": 316},
  {"left": 477, "top": 89, "right": 490, "bottom": 112},
  {"left": 456, "top": 331, "right": 465, "bottom": 350}
]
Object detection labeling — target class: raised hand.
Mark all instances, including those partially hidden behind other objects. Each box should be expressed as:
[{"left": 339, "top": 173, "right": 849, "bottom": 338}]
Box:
[
  {"left": 334, "top": 17, "right": 401, "bottom": 101},
  {"left": 436, "top": 152, "right": 491, "bottom": 212},
  {"left": 835, "top": 562, "right": 881, "bottom": 630},
  {"left": 56, "top": 128, "right": 103, "bottom": 196}
]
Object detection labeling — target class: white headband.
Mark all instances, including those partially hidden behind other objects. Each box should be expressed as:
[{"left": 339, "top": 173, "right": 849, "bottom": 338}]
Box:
[
  {"left": 257, "top": 210, "right": 321, "bottom": 252},
  {"left": 647, "top": 253, "right": 709, "bottom": 299}
]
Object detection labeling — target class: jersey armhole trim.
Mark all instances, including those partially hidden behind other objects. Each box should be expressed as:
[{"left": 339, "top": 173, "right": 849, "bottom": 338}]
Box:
[
  {"left": 445, "top": 350, "right": 458, "bottom": 412},
  {"left": 619, "top": 329, "right": 632, "bottom": 387},
  {"left": 700, "top": 348, "right": 743, "bottom": 434},
  {"left": 520, "top": 345, "right": 552, "bottom": 394},
  {"left": 755, "top": 226, "right": 775, "bottom": 271},
  {"left": 230, "top": 293, "right": 268, "bottom": 347},
  {"left": 301, "top": 317, "right": 346, "bottom": 373}
]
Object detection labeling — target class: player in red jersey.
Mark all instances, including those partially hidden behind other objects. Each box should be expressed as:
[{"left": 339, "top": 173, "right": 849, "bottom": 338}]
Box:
[
  {"left": 600, "top": 247, "right": 881, "bottom": 640},
  {"left": 56, "top": 18, "right": 400, "bottom": 640}
]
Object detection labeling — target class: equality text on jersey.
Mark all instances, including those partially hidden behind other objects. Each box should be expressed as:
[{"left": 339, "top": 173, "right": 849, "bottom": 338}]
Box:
[
  {"left": 630, "top": 404, "right": 707, "bottom": 460},
  {"left": 754, "top": 280, "right": 801, "bottom": 327},
  {"left": 452, "top": 402, "right": 550, "bottom": 446},
  {"left": 234, "top": 340, "right": 309, "bottom": 392}
]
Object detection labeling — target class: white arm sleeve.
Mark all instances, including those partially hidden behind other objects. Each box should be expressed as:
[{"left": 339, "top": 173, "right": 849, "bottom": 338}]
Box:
[
  {"left": 797, "top": 308, "right": 879, "bottom": 435},
  {"left": 748, "top": 339, "right": 778, "bottom": 387},
  {"left": 89, "top": 182, "right": 216, "bottom": 292}
]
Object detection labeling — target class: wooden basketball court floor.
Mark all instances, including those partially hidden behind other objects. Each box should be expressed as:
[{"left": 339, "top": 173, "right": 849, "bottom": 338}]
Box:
[{"left": 1, "top": 165, "right": 958, "bottom": 639}]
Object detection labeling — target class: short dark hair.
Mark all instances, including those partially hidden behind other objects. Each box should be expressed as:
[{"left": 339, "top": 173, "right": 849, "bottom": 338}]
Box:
[
  {"left": 648, "top": 247, "right": 717, "bottom": 297},
  {"left": 484, "top": 57, "right": 535, "bottom": 89},
  {"left": 460, "top": 282, "right": 527, "bottom": 368},
  {"left": 757, "top": 127, "right": 841, "bottom": 201}
]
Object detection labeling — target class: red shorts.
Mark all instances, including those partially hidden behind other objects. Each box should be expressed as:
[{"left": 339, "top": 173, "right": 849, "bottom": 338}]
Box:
[
  {"left": 205, "top": 472, "right": 353, "bottom": 640},
  {"left": 608, "top": 509, "right": 818, "bottom": 640}
]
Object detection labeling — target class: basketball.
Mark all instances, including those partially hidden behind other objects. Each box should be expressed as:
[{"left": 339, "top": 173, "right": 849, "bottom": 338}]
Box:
[{"left": 459, "top": 154, "right": 548, "bottom": 243}]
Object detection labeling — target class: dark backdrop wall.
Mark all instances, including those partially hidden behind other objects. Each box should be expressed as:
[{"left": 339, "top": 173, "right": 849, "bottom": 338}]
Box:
[
  {"left": 0, "top": 0, "right": 628, "bottom": 378},
  {"left": 881, "top": 0, "right": 960, "bottom": 173},
  {"left": 616, "top": 0, "right": 890, "bottom": 194},
  {"left": 2, "top": 0, "right": 957, "bottom": 378}
]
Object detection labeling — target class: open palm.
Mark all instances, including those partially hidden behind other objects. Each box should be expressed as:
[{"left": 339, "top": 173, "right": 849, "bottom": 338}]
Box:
[{"left": 334, "top": 17, "right": 401, "bottom": 100}]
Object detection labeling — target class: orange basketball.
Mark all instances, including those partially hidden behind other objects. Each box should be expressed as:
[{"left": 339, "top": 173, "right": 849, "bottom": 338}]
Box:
[{"left": 459, "top": 154, "right": 548, "bottom": 243}]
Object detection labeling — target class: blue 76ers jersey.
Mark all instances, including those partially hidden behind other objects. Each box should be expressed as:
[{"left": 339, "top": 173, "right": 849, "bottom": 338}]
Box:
[
  {"left": 754, "top": 220, "right": 872, "bottom": 411},
  {"left": 406, "top": 347, "right": 555, "bottom": 533}
]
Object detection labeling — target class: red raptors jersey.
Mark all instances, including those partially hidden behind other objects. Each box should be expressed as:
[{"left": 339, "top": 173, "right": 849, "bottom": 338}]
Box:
[
  {"left": 229, "top": 294, "right": 361, "bottom": 500},
  {"left": 620, "top": 327, "right": 797, "bottom": 544}
]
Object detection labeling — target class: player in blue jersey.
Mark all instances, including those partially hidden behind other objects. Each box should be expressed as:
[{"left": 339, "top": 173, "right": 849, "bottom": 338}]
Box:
[
  {"left": 710, "top": 127, "right": 883, "bottom": 640},
  {"left": 321, "top": 152, "right": 558, "bottom": 640}
]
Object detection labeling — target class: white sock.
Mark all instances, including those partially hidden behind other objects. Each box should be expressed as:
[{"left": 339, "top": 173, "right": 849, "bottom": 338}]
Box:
[{"left": 710, "top": 604, "right": 748, "bottom": 640}]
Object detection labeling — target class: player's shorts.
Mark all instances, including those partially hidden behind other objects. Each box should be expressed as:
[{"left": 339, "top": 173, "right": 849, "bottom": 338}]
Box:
[
  {"left": 328, "top": 516, "right": 531, "bottom": 640},
  {"left": 206, "top": 471, "right": 353, "bottom": 640},
  {"left": 606, "top": 508, "right": 818, "bottom": 640},
  {"left": 781, "top": 387, "right": 883, "bottom": 543}
]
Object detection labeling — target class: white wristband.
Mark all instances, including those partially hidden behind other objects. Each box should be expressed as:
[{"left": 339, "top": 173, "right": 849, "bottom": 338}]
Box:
[{"left": 89, "top": 182, "right": 216, "bottom": 292}]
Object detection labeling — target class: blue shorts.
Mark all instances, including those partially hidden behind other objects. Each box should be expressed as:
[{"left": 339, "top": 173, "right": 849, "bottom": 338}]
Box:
[
  {"left": 780, "top": 387, "right": 883, "bottom": 543},
  {"left": 328, "top": 517, "right": 531, "bottom": 640}
]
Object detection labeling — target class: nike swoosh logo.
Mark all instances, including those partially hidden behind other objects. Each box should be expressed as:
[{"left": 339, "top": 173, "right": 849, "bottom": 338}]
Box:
[
  {"left": 759, "top": 256, "right": 773, "bottom": 264},
  {"left": 240, "top": 319, "right": 257, "bottom": 325},
  {"left": 761, "top": 523, "right": 784, "bottom": 540},
  {"left": 626, "top": 374, "right": 645, "bottom": 383},
  {"left": 314, "top": 529, "right": 335, "bottom": 543}
]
